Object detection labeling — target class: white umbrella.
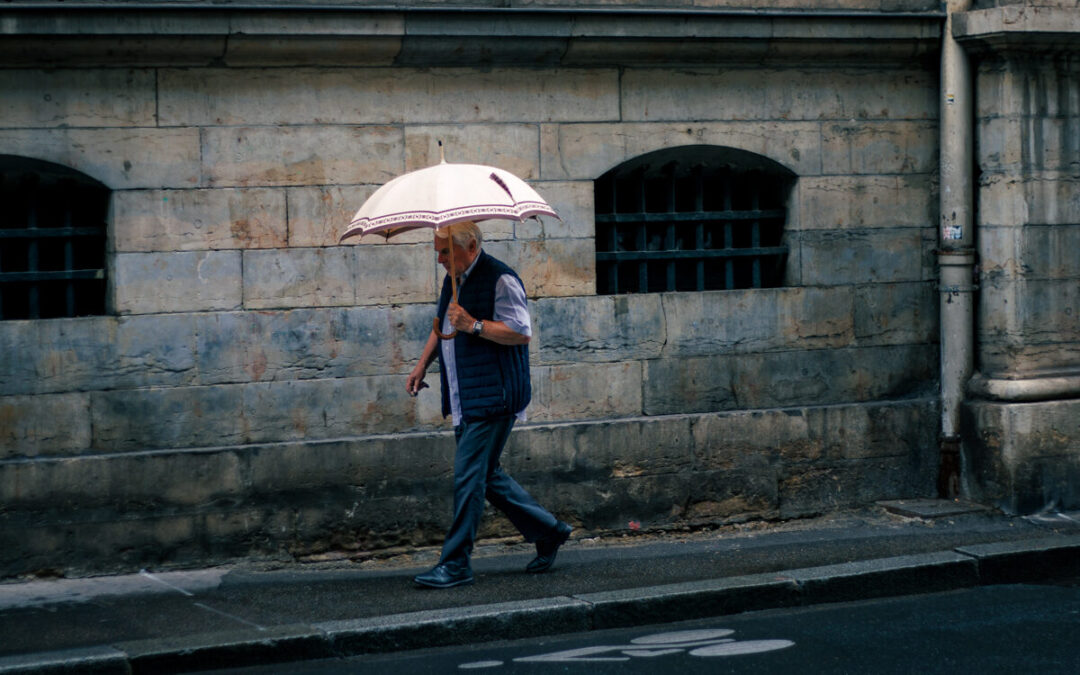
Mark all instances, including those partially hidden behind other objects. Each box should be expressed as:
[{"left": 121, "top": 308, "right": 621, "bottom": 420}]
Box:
[{"left": 339, "top": 144, "right": 559, "bottom": 338}]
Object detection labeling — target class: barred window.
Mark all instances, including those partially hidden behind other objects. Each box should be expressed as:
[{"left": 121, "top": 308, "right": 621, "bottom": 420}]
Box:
[
  {"left": 0, "top": 156, "right": 109, "bottom": 320},
  {"left": 595, "top": 146, "right": 793, "bottom": 295}
]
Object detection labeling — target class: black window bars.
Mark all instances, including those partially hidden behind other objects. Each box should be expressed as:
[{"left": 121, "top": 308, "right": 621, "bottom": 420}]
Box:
[
  {"left": 0, "top": 156, "right": 109, "bottom": 320},
  {"left": 595, "top": 146, "right": 792, "bottom": 295}
]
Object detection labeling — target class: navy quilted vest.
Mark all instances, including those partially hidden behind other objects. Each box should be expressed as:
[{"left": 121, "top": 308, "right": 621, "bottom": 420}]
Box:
[{"left": 436, "top": 251, "right": 531, "bottom": 422}]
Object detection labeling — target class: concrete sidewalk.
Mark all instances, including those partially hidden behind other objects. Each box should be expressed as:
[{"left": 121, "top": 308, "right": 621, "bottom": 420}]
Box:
[{"left": 2, "top": 501, "right": 1079, "bottom": 674}]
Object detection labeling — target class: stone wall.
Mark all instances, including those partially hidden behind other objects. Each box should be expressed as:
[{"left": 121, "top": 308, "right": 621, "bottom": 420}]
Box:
[{"left": 0, "top": 5, "right": 944, "bottom": 576}]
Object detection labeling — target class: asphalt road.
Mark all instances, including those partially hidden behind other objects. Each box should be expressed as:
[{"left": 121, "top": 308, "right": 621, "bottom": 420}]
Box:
[{"left": 205, "top": 580, "right": 1080, "bottom": 675}]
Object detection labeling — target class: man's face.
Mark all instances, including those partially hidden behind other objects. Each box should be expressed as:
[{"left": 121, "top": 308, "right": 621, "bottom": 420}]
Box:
[{"left": 434, "top": 234, "right": 477, "bottom": 276}]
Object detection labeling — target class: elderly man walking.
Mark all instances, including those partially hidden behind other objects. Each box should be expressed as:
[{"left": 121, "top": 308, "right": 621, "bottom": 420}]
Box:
[{"left": 406, "top": 221, "right": 572, "bottom": 589}]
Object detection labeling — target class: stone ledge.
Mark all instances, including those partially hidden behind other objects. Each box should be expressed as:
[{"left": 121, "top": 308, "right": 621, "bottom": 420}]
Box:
[
  {"left": 955, "top": 5, "right": 1080, "bottom": 52},
  {"left": 0, "top": 5, "right": 942, "bottom": 66}
]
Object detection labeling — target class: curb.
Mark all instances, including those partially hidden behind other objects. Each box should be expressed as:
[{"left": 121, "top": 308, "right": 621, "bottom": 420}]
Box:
[{"left": 3, "top": 536, "right": 1078, "bottom": 674}]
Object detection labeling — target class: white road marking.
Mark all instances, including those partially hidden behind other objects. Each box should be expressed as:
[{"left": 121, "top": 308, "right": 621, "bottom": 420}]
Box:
[
  {"left": 500, "top": 628, "right": 795, "bottom": 665},
  {"left": 630, "top": 628, "right": 735, "bottom": 644},
  {"left": 140, "top": 570, "right": 195, "bottom": 597},
  {"left": 689, "top": 639, "right": 795, "bottom": 656},
  {"left": 458, "top": 660, "right": 504, "bottom": 669}
]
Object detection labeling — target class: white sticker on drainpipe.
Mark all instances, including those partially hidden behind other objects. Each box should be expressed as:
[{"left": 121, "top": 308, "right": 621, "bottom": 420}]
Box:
[
  {"left": 946, "top": 93, "right": 955, "bottom": 105},
  {"left": 945, "top": 225, "right": 963, "bottom": 240}
]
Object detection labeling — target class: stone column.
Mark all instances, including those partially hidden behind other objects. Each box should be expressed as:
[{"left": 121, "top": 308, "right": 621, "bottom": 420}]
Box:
[{"left": 954, "top": 1, "right": 1080, "bottom": 513}]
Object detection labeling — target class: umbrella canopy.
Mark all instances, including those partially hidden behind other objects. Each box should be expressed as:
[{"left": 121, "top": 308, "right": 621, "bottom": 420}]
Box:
[
  {"left": 339, "top": 160, "right": 558, "bottom": 243},
  {"left": 339, "top": 147, "right": 559, "bottom": 339}
]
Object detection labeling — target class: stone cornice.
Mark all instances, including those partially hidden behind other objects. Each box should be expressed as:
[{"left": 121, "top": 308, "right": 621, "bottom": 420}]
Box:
[
  {"left": 954, "top": 5, "right": 1080, "bottom": 54},
  {"left": 0, "top": 4, "right": 943, "bottom": 67}
]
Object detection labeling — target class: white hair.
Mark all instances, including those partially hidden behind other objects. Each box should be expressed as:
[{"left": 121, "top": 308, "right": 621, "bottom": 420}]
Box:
[{"left": 435, "top": 221, "right": 482, "bottom": 249}]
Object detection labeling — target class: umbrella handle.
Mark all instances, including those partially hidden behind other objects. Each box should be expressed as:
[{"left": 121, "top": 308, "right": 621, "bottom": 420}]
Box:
[
  {"left": 434, "top": 317, "right": 457, "bottom": 340},
  {"left": 434, "top": 232, "right": 459, "bottom": 340}
]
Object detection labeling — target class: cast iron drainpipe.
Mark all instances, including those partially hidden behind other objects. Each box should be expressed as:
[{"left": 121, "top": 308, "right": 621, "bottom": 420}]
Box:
[{"left": 937, "top": 0, "right": 976, "bottom": 498}]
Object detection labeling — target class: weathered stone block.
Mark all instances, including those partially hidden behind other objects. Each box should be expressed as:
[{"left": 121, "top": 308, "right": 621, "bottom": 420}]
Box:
[
  {"left": 964, "top": 398, "right": 1080, "bottom": 514},
  {"left": 529, "top": 361, "right": 643, "bottom": 422},
  {"left": 977, "top": 117, "right": 1025, "bottom": 172},
  {"left": 779, "top": 456, "right": 933, "bottom": 519},
  {"left": 981, "top": 222, "right": 1080, "bottom": 281},
  {"left": 404, "top": 124, "right": 541, "bottom": 177},
  {"left": 573, "top": 416, "right": 694, "bottom": 477},
  {"left": 241, "top": 375, "right": 444, "bottom": 443},
  {"left": 693, "top": 408, "right": 821, "bottom": 468},
  {"left": 90, "top": 385, "right": 247, "bottom": 451},
  {"left": 245, "top": 434, "right": 453, "bottom": 496},
  {"left": 202, "top": 125, "right": 402, "bottom": 188},
  {"left": 514, "top": 181, "right": 594, "bottom": 241},
  {"left": 114, "top": 251, "right": 243, "bottom": 314},
  {"left": 644, "top": 355, "right": 739, "bottom": 415},
  {"left": 660, "top": 287, "right": 854, "bottom": 358},
  {"left": 159, "top": 67, "right": 618, "bottom": 126},
  {"left": 854, "top": 281, "right": 937, "bottom": 346},
  {"left": 0, "top": 314, "right": 201, "bottom": 396},
  {"left": 485, "top": 238, "right": 595, "bottom": 298},
  {"left": 288, "top": 185, "right": 391, "bottom": 248},
  {"left": 821, "top": 121, "right": 938, "bottom": 175},
  {"left": 112, "top": 313, "right": 200, "bottom": 388},
  {"left": 685, "top": 467, "right": 780, "bottom": 522},
  {"left": 0, "top": 317, "right": 109, "bottom": 396},
  {"left": 355, "top": 243, "right": 438, "bottom": 306},
  {"left": 112, "top": 188, "right": 288, "bottom": 252},
  {"left": 977, "top": 342, "right": 1080, "bottom": 380},
  {"left": 979, "top": 277, "right": 1080, "bottom": 345},
  {"left": 797, "top": 175, "right": 935, "bottom": 231},
  {"left": 0, "top": 449, "right": 243, "bottom": 510},
  {"left": 507, "top": 422, "right": 687, "bottom": 526},
  {"left": 540, "top": 121, "right": 821, "bottom": 180},
  {"left": 691, "top": 400, "right": 938, "bottom": 469},
  {"left": 242, "top": 247, "right": 356, "bottom": 310},
  {"left": 0, "top": 393, "right": 91, "bottom": 458},
  {"left": 994, "top": 117, "right": 1080, "bottom": 173},
  {"left": 534, "top": 293, "right": 665, "bottom": 364},
  {"left": 799, "top": 228, "right": 928, "bottom": 285},
  {"left": 975, "top": 57, "right": 1022, "bottom": 119},
  {"left": 621, "top": 68, "right": 935, "bottom": 122},
  {"left": 977, "top": 53, "right": 1080, "bottom": 119},
  {"left": 0, "top": 68, "right": 156, "bottom": 128},
  {"left": 0, "top": 128, "right": 201, "bottom": 189},
  {"left": 193, "top": 305, "right": 432, "bottom": 385},
  {"left": 978, "top": 174, "right": 1080, "bottom": 228},
  {"left": 644, "top": 344, "right": 937, "bottom": 414}
]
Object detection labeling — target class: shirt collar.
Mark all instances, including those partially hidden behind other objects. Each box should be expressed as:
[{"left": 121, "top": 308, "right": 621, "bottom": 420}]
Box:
[{"left": 459, "top": 248, "right": 483, "bottom": 283}]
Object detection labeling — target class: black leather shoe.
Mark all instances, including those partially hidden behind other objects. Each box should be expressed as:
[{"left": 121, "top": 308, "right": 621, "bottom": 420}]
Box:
[
  {"left": 414, "top": 564, "right": 474, "bottom": 589},
  {"left": 526, "top": 521, "right": 573, "bottom": 574}
]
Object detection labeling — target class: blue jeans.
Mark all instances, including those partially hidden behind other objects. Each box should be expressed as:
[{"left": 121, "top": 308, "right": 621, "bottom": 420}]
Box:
[{"left": 439, "top": 415, "right": 557, "bottom": 569}]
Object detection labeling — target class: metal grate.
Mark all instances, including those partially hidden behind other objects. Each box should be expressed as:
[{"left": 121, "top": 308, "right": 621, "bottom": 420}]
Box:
[
  {"left": 0, "top": 156, "right": 109, "bottom": 320},
  {"left": 595, "top": 148, "right": 790, "bottom": 295}
]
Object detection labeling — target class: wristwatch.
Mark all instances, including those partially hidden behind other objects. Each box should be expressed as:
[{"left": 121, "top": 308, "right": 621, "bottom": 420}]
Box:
[{"left": 472, "top": 320, "right": 484, "bottom": 336}]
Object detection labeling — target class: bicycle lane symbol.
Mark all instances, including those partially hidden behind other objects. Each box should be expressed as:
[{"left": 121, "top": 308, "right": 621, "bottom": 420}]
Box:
[{"left": 458, "top": 628, "right": 795, "bottom": 669}]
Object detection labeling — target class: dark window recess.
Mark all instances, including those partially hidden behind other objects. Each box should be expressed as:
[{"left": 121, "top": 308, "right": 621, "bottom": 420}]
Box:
[
  {"left": 595, "top": 146, "right": 793, "bottom": 295},
  {"left": 0, "top": 156, "right": 109, "bottom": 320}
]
